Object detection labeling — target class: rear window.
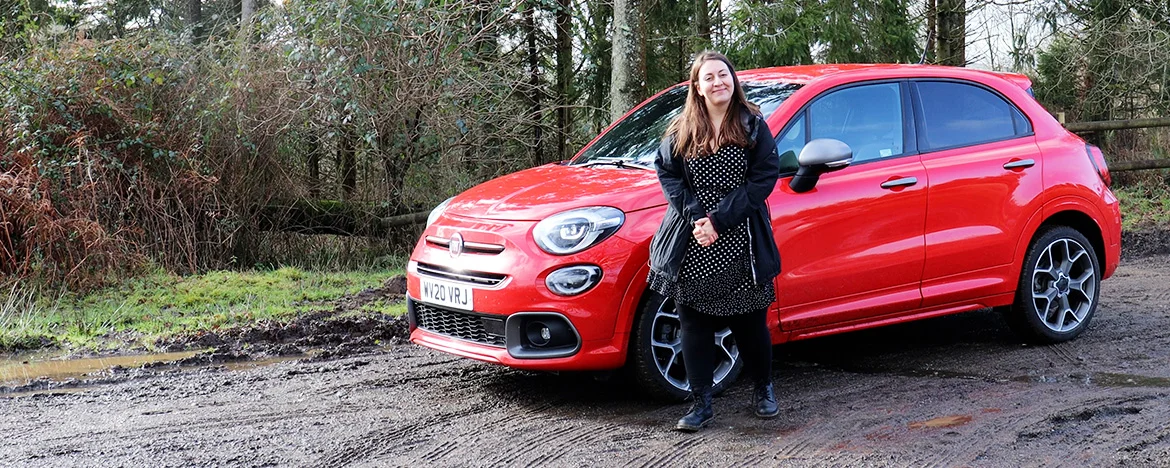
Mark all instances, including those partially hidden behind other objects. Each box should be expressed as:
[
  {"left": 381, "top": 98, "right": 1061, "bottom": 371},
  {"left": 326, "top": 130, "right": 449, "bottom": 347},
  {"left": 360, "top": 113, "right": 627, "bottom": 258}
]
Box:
[{"left": 572, "top": 83, "right": 800, "bottom": 166}]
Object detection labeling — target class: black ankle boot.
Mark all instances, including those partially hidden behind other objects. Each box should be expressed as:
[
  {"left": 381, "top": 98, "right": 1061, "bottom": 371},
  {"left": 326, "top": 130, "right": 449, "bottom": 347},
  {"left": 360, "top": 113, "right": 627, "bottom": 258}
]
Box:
[
  {"left": 754, "top": 382, "right": 779, "bottom": 419},
  {"left": 675, "top": 389, "right": 714, "bottom": 432}
]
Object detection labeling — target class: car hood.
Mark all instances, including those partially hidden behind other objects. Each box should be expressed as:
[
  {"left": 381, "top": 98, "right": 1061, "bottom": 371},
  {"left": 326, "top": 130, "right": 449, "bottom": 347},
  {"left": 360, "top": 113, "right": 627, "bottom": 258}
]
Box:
[{"left": 444, "top": 164, "right": 665, "bottom": 221}]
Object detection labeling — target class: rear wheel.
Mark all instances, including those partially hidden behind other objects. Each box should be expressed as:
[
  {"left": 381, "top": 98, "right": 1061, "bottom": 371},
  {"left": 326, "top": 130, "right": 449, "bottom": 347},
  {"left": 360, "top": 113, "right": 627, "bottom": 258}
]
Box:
[
  {"left": 628, "top": 291, "right": 742, "bottom": 401},
  {"left": 1005, "top": 226, "right": 1101, "bottom": 343}
]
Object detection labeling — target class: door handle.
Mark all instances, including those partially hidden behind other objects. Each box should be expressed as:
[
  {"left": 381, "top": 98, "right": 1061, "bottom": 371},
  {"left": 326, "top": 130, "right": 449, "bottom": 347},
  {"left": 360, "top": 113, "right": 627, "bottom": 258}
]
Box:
[
  {"left": 880, "top": 177, "right": 918, "bottom": 189},
  {"left": 1003, "top": 159, "right": 1035, "bottom": 170}
]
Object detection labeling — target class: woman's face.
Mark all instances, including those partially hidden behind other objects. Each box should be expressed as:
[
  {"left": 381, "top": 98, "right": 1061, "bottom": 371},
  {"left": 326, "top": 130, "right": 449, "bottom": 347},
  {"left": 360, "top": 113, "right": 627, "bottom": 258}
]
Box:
[{"left": 695, "top": 59, "right": 734, "bottom": 109}]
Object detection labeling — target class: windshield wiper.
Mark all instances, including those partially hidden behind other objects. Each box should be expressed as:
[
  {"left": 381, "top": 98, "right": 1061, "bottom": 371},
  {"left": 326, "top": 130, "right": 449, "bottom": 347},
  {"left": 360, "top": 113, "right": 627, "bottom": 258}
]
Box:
[{"left": 577, "top": 158, "right": 653, "bottom": 171}]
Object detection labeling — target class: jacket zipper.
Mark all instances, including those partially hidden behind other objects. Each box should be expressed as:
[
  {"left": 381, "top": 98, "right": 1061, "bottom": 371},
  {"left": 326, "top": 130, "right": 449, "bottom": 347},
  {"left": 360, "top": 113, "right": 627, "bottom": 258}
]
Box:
[{"left": 747, "top": 217, "right": 758, "bottom": 284}]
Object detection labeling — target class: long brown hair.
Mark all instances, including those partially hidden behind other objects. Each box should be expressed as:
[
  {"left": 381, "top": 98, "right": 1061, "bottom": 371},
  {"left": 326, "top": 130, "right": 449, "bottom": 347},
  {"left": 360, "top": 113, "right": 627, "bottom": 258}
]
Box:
[{"left": 665, "top": 51, "right": 760, "bottom": 160}]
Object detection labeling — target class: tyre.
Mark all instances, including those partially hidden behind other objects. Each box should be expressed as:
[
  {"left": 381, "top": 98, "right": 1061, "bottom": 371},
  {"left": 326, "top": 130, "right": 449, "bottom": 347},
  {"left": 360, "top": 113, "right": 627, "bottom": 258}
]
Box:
[
  {"left": 1005, "top": 226, "right": 1101, "bottom": 343},
  {"left": 628, "top": 290, "right": 743, "bottom": 401}
]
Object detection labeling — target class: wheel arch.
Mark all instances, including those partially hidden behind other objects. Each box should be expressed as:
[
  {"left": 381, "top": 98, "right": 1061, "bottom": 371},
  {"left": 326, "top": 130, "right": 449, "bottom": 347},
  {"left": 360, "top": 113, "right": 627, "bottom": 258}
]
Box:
[
  {"left": 1038, "top": 209, "right": 1107, "bottom": 271},
  {"left": 616, "top": 262, "right": 655, "bottom": 364},
  {"left": 1011, "top": 198, "right": 1107, "bottom": 285}
]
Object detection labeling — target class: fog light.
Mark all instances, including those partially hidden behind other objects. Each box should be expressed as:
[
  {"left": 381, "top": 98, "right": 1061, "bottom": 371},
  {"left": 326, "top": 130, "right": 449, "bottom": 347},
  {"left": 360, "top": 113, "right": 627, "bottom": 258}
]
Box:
[
  {"left": 527, "top": 321, "right": 551, "bottom": 347},
  {"left": 505, "top": 312, "right": 582, "bottom": 359},
  {"left": 545, "top": 265, "right": 602, "bottom": 296}
]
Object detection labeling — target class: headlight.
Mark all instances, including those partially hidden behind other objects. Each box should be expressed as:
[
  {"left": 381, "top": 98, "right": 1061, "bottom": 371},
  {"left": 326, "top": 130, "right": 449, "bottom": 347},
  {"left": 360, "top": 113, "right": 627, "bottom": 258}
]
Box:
[
  {"left": 426, "top": 196, "right": 455, "bottom": 228},
  {"left": 533, "top": 207, "right": 624, "bottom": 255}
]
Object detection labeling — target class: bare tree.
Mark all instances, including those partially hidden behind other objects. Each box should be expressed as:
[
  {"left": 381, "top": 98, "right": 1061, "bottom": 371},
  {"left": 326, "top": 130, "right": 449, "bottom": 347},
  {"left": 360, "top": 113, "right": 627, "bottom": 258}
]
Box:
[
  {"left": 242, "top": 0, "right": 256, "bottom": 25},
  {"left": 611, "top": 0, "right": 645, "bottom": 122},
  {"left": 187, "top": 0, "right": 203, "bottom": 43},
  {"left": 695, "top": 0, "right": 711, "bottom": 50},
  {"left": 556, "top": 0, "right": 572, "bottom": 162},
  {"left": 936, "top": 0, "right": 966, "bottom": 65}
]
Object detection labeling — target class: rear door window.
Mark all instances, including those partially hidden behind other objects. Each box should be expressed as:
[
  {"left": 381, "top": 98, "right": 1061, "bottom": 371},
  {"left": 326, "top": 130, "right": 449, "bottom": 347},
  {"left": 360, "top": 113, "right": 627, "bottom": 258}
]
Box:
[{"left": 913, "top": 81, "right": 1031, "bottom": 151}]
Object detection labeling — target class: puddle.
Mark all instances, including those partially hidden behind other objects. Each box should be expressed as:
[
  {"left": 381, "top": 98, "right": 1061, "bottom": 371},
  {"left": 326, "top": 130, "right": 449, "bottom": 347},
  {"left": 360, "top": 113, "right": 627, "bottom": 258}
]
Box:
[
  {"left": 908, "top": 414, "right": 973, "bottom": 429},
  {"left": 1011, "top": 372, "right": 1170, "bottom": 388},
  {"left": 0, "top": 350, "right": 313, "bottom": 390},
  {"left": 0, "top": 350, "right": 206, "bottom": 387}
]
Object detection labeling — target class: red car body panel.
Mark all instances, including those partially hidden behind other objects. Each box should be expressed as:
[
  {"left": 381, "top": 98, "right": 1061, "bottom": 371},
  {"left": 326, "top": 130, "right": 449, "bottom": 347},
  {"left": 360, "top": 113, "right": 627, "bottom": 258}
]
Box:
[{"left": 406, "top": 64, "right": 1122, "bottom": 372}]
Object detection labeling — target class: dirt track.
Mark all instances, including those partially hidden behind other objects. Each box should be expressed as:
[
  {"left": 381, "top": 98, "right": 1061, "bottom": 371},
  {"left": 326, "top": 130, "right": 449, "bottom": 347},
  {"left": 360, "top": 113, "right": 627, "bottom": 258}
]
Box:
[{"left": 3, "top": 254, "right": 1170, "bottom": 467}]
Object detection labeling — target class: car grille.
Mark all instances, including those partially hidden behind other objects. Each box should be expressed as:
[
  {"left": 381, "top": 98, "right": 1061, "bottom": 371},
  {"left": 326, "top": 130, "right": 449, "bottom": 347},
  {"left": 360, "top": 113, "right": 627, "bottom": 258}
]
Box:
[
  {"left": 425, "top": 236, "right": 505, "bottom": 255},
  {"left": 416, "top": 262, "right": 507, "bottom": 287},
  {"left": 414, "top": 302, "right": 506, "bottom": 347}
]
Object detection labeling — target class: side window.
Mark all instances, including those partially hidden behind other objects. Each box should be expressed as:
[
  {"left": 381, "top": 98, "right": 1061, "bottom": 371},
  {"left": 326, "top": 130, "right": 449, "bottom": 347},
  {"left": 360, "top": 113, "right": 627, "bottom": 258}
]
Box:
[
  {"left": 775, "top": 113, "right": 805, "bottom": 174},
  {"left": 915, "top": 81, "right": 1024, "bottom": 150},
  {"left": 808, "top": 83, "right": 904, "bottom": 163}
]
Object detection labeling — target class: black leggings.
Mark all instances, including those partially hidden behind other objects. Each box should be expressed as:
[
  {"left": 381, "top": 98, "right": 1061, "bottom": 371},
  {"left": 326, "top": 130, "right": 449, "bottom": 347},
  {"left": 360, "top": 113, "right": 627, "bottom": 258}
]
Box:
[{"left": 677, "top": 303, "right": 773, "bottom": 392}]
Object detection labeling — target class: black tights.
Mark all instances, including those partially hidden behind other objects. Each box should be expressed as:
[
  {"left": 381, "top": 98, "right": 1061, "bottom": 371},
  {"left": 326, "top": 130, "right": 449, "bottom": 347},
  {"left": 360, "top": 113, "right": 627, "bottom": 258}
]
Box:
[{"left": 677, "top": 304, "right": 773, "bottom": 392}]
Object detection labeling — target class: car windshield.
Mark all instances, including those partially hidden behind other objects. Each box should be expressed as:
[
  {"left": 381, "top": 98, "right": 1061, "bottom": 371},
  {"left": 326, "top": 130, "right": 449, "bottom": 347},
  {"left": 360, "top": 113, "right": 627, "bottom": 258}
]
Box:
[{"left": 571, "top": 82, "right": 801, "bottom": 167}]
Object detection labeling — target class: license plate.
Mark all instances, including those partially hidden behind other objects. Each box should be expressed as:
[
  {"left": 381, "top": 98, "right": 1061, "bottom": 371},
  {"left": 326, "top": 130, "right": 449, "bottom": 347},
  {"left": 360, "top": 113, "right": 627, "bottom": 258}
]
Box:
[{"left": 419, "top": 278, "right": 474, "bottom": 311}]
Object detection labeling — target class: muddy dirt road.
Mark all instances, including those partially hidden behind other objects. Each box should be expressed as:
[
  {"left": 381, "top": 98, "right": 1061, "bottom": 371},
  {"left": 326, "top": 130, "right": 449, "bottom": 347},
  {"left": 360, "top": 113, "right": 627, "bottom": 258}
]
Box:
[{"left": 3, "top": 254, "right": 1170, "bottom": 467}]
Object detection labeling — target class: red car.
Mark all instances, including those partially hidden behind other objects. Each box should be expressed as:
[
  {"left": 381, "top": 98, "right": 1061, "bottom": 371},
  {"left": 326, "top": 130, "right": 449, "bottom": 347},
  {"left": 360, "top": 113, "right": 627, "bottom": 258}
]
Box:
[{"left": 406, "top": 64, "right": 1121, "bottom": 400}]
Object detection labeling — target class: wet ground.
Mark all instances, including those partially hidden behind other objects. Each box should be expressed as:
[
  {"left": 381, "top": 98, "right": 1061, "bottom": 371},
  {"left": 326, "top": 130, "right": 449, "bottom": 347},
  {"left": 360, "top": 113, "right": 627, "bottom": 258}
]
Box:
[{"left": 2, "top": 253, "right": 1170, "bottom": 467}]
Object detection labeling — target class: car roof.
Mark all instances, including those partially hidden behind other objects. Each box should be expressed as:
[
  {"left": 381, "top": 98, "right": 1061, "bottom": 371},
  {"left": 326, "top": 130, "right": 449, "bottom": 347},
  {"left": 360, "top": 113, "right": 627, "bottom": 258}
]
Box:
[{"left": 738, "top": 64, "right": 1033, "bottom": 91}]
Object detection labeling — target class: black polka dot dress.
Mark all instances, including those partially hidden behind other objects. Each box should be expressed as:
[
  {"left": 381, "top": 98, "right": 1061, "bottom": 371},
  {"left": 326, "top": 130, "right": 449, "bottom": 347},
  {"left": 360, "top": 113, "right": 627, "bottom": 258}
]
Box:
[{"left": 648, "top": 144, "right": 776, "bottom": 316}]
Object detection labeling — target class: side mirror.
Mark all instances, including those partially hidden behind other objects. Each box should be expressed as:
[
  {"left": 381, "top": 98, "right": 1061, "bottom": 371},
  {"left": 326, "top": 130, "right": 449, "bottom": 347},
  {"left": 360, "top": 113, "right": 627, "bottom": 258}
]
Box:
[{"left": 788, "top": 138, "right": 853, "bottom": 193}]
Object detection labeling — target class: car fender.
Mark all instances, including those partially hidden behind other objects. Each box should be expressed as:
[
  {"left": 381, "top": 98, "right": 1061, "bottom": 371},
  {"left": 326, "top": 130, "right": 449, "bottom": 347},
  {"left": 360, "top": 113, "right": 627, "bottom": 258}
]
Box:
[
  {"left": 1007, "top": 205, "right": 1049, "bottom": 293},
  {"left": 1012, "top": 195, "right": 1109, "bottom": 274},
  {"left": 613, "top": 255, "right": 653, "bottom": 362},
  {"left": 1045, "top": 194, "right": 1109, "bottom": 243}
]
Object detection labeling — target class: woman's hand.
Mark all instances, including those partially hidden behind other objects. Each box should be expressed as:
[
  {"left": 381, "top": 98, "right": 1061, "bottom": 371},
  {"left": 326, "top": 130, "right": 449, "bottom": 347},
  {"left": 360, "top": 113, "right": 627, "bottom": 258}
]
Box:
[{"left": 693, "top": 218, "right": 719, "bottom": 247}]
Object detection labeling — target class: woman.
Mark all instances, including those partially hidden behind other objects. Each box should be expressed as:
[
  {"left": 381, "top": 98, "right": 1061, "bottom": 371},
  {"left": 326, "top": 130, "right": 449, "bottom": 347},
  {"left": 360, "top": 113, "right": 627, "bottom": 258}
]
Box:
[{"left": 647, "top": 51, "right": 782, "bottom": 432}]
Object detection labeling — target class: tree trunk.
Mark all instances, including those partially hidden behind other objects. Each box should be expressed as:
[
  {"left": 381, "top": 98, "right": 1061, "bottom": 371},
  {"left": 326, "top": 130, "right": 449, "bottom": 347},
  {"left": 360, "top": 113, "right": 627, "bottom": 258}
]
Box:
[
  {"left": 935, "top": 0, "right": 965, "bottom": 66},
  {"left": 924, "top": 0, "right": 936, "bottom": 62},
  {"left": 611, "top": 0, "right": 645, "bottom": 122},
  {"left": 187, "top": 0, "right": 203, "bottom": 43},
  {"left": 307, "top": 134, "right": 320, "bottom": 199},
  {"left": 589, "top": 1, "right": 613, "bottom": 134},
  {"left": 241, "top": 0, "right": 255, "bottom": 25},
  {"left": 339, "top": 128, "right": 357, "bottom": 201},
  {"left": 556, "top": 0, "right": 572, "bottom": 162},
  {"left": 694, "top": 0, "right": 710, "bottom": 51},
  {"left": 381, "top": 109, "right": 422, "bottom": 209},
  {"left": 525, "top": 3, "right": 544, "bottom": 166}
]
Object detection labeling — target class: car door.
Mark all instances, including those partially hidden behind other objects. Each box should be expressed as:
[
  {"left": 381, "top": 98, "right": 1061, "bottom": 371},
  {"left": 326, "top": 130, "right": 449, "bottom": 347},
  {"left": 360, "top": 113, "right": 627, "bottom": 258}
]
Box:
[
  {"left": 769, "top": 81, "right": 928, "bottom": 331},
  {"left": 910, "top": 80, "right": 1044, "bottom": 307}
]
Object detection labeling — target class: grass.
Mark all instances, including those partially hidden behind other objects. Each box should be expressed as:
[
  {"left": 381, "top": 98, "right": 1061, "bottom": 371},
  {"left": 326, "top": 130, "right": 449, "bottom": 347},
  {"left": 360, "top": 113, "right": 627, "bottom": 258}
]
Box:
[
  {"left": 0, "top": 286, "right": 56, "bottom": 350},
  {"left": 1, "top": 266, "right": 406, "bottom": 353},
  {"left": 1113, "top": 177, "right": 1170, "bottom": 231}
]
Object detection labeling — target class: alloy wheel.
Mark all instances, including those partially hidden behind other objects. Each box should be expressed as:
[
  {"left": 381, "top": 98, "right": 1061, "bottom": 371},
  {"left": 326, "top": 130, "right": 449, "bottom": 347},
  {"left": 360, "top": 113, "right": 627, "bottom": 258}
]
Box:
[
  {"left": 648, "top": 298, "right": 739, "bottom": 392},
  {"left": 1030, "top": 237, "right": 1097, "bottom": 333}
]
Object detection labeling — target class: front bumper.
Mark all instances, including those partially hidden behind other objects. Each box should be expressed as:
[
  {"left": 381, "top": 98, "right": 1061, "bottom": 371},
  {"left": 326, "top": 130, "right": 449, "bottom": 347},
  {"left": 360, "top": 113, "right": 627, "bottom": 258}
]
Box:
[
  {"left": 404, "top": 211, "right": 652, "bottom": 371},
  {"left": 408, "top": 319, "right": 627, "bottom": 371}
]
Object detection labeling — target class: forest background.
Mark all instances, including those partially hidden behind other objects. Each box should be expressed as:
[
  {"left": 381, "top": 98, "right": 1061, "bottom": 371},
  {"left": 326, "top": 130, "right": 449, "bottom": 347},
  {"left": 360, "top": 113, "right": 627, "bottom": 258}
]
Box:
[{"left": 1, "top": 0, "right": 1169, "bottom": 349}]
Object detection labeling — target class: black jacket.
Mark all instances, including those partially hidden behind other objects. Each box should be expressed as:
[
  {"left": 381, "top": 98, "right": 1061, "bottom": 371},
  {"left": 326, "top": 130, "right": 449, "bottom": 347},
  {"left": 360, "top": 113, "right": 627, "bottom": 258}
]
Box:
[{"left": 648, "top": 112, "right": 782, "bottom": 283}]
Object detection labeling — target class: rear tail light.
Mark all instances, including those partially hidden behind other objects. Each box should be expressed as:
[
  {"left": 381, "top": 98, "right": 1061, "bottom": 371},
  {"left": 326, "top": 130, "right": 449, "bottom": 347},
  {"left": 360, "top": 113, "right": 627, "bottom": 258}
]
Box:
[{"left": 1085, "top": 144, "right": 1112, "bottom": 187}]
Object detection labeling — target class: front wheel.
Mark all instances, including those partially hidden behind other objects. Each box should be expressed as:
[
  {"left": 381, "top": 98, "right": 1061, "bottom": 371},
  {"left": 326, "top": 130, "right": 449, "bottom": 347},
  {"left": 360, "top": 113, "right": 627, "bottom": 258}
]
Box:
[
  {"left": 1004, "top": 226, "right": 1101, "bottom": 343},
  {"left": 628, "top": 291, "right": 743, "bottom": 401}
]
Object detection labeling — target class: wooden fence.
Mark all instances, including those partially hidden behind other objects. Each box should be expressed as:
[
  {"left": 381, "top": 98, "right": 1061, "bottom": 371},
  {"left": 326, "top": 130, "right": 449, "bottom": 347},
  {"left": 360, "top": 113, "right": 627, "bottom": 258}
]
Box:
[{"left": 1064, "top": 116, "right": 1170, "bottom": 172}]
